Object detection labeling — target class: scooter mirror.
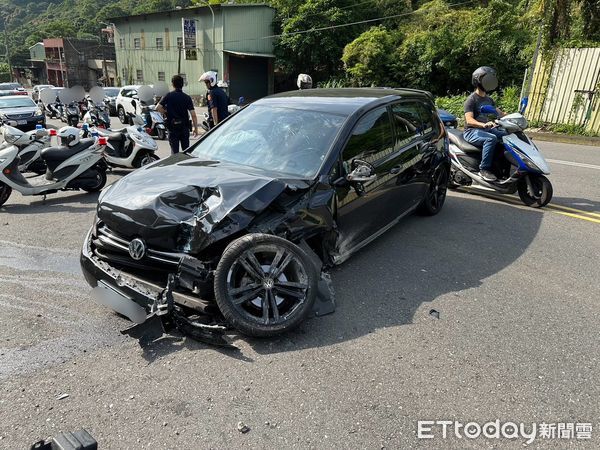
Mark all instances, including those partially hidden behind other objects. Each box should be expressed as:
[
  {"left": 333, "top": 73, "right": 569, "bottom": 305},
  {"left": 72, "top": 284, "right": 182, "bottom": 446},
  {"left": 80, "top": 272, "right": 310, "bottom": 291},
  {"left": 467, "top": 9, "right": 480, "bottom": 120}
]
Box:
[{"left": 480, "top": 104, "right": 497, "bottom": 115}]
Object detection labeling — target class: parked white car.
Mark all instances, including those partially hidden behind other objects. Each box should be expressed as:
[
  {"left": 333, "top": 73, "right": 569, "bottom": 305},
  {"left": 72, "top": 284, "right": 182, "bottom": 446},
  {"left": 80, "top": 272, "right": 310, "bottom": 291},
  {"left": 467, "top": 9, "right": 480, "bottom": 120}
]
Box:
[
  {"left": 32, "top": 84, "right": 55, "bottom": 102},
  {"left": 115, "top": 85, "right": 144, "bottom": 124}
]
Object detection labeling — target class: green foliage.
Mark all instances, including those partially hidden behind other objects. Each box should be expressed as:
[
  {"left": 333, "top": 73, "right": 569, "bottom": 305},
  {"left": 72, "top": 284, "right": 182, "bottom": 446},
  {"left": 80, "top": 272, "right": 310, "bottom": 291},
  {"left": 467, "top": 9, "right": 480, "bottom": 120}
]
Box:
[
  {"left": 342, "top": 26, "right": 397, "bottom": 86},
  {"left": 0, "top": 0, "right": 192, "bottom": 66}
]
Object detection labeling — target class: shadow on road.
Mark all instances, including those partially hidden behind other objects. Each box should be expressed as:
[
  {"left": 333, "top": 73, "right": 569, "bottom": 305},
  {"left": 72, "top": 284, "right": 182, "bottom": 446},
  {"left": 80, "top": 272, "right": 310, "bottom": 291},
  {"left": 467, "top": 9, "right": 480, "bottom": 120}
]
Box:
[
  {"left": 245, "top": 194, "right": 543, "bottom": 354},
  {"left": 552, "top": 196, "right": 600, "bottom": 214},
  {"left": 0, "top": 191, "right": 100, "bottom": 214}
]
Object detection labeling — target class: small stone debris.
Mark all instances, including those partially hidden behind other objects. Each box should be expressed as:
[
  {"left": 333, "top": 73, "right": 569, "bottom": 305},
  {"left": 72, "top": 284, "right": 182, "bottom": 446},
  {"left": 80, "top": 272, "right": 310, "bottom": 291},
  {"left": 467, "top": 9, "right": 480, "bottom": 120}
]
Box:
[
  {"left": 56, "top": 394, "right": 69, "bottom": 400},
  {"left": 129, "top": 395, "right": 135, "bottom": 400},
  {"left": 237, "top": 422, "right": 250, "bottom": 434},
  {"left": 163, "top": 422, "right": 168, "bottom": 427},
  {"left": 243, "top": 386, "right": 250, "bottom": 392},
  {"left": 429, "top": 309, "right": 440, "bottom": 319}
]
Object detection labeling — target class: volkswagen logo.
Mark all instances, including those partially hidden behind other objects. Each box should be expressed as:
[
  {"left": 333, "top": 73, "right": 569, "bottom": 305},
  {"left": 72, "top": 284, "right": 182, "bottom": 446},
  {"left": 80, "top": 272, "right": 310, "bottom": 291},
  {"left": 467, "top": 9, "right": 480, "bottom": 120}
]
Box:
[{"left": 128, "top": 238, "right": 146, "bottom": 260}]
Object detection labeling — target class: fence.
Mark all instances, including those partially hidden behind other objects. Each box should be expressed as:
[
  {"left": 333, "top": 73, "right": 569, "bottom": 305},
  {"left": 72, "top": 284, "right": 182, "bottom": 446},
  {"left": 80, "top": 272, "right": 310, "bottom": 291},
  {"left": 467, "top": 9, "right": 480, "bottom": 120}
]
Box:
[{"left": 526, "top": 47, "right": 600, "bottom": 134}]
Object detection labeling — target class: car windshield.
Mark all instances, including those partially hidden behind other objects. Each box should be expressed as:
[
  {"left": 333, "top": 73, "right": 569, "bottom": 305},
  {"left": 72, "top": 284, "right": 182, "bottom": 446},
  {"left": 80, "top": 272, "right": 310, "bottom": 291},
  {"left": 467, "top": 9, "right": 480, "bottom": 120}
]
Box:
[
  {"left": 189, "top": 104, "right": 346, "bottom": 178},
  {"left": 0, "top": 98, "right": 36, "bottom": 108},
  {"left": 104, "top": 88, "right": 119, "bottom": 96},
  {"left": 0, "top": 83, "right": 21, "bottom": 90}
]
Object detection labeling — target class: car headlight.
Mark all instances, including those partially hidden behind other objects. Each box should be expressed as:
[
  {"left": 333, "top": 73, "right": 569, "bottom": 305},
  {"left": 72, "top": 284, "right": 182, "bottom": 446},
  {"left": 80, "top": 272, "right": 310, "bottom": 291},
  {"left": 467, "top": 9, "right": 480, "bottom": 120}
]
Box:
[{"left": 35, "top": 108, "right": 43, "bottom": 116}]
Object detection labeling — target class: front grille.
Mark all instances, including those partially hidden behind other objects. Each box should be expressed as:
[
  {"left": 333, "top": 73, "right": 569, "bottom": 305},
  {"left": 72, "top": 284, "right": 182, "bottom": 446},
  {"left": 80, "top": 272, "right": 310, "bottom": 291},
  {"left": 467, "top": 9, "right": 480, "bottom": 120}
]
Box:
[
  {"left": 92, "top": 223, "right": 186, "bottom": 269},
  {"left": 6, "top": 112, "right": 34, "bottom": 120}
]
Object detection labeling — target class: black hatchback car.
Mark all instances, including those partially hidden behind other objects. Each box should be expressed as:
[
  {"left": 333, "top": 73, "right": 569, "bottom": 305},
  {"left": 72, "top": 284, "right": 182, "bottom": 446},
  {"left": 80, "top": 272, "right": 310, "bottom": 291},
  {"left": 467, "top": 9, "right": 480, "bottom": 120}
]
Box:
[{"left": 81, "top": 88, "right": 450, "bottom": 338}]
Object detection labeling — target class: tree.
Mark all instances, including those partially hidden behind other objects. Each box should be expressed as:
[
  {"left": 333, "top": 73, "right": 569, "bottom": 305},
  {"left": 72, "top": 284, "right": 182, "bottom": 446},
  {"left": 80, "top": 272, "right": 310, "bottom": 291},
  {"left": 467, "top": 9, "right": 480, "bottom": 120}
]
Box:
[{"left": 342, "top": 26, "right": 397, "bottom": 86}]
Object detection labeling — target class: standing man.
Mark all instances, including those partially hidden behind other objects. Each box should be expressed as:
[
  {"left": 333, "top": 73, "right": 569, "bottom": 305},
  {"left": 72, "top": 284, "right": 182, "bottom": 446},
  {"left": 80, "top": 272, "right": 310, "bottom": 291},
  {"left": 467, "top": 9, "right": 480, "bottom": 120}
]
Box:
[
  {"left": 157, "top": 74, "right": 199, "bottom": 154},
  {"left": 198, "top": 71, "right": 229, "bottom": 128}
]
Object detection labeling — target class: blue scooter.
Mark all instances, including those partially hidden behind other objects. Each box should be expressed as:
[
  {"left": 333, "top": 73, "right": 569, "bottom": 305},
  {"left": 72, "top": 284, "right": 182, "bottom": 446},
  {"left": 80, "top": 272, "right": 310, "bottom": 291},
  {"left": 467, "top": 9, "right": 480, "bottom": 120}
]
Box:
[{"left": 447, "top": 105, "right": 553, "bottom": 207}]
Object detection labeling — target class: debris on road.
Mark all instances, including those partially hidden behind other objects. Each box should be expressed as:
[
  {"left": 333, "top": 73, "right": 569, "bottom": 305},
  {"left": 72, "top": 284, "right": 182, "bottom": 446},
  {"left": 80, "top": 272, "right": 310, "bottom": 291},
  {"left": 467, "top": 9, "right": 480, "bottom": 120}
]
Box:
[
  {"left": 237, "top": 421, "right": 250, "bottom": 433},
  {"left": 56, "top": 393, "right": 69, "bottom": 400},
  {"left": 429, "top": 309, "right": 440, "bottom": 319}
]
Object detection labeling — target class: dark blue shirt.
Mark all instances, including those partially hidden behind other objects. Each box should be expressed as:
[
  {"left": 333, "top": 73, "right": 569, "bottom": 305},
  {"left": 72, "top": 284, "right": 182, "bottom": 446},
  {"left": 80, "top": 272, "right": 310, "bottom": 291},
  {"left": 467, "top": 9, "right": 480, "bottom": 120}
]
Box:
[
  {"left": 207, "top": 86, "right": 230, "bottom": 122},
  {"left": 159, "top": 89, "right": 194, "bottom": 129}
]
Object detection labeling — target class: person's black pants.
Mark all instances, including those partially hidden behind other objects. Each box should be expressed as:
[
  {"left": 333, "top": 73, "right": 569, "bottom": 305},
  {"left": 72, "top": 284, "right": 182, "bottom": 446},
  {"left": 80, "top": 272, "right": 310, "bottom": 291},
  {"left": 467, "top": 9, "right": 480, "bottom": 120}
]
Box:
[{"left": 168, "top": 127, "right": 190, "bottom": 154}]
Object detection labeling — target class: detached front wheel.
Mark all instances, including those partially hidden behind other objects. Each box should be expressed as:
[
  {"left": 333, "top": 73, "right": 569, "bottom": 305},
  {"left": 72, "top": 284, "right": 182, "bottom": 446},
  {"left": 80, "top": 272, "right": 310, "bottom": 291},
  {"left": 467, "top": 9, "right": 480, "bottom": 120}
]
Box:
[
  {"left": 214, "top": 234, "right": 318, "bottom": 337},
  {"left": 518, "top": 175, "right": 552, "bottom": 208}
]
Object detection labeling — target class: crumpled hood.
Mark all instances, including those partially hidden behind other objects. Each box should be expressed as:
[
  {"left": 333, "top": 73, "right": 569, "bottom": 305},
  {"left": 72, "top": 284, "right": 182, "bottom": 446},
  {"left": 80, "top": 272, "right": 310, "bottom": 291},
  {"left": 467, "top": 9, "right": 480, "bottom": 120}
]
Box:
[{"left": 98, "top": 154, "right": 288, "bottom": 253}]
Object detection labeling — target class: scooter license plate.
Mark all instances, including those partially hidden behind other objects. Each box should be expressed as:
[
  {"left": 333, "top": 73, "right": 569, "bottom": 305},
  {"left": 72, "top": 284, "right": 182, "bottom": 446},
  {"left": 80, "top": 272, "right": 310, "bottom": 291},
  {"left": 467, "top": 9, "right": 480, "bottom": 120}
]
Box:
[{"left": 17, "top": 120, "right": 27, "bottom": 125}]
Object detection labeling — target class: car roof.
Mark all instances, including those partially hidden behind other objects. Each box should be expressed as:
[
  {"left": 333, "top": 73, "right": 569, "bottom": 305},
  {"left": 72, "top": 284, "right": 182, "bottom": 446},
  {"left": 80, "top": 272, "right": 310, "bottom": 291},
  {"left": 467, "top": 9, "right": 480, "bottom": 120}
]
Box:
[{"left": 257, "top": 88, "right": 434, "bottom": 115}]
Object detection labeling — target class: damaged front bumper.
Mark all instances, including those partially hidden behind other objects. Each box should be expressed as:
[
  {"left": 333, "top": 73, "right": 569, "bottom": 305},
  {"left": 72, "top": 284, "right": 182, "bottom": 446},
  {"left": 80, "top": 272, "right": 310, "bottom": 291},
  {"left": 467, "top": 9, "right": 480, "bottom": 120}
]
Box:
[{"left": 80, "top": 227, "right": 217, "bottom": 321}]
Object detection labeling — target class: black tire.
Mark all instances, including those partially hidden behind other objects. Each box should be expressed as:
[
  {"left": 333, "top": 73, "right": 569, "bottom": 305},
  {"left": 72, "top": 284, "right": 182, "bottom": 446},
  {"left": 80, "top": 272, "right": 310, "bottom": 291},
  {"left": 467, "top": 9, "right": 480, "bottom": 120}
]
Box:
[
  {"left": 118, "top": 107, "right": 127, "bottom": 125},
  {"left": 82, "top": 169, "right": 107, "bottom": 193},
  {"left": 214, "top": 234, "right": 318, "bottom": 337},
  {"left": 134, "top": 153, "right": 159, "bottom": 168},
  {"left": 0, "top": 182, "right": 12, "bottom": 207},
  {"left": 157, "top": 127, "right": 166, "bottom": 140},
  {"left": 417, "top": 165, "right": 449, "bottom": 216},
  {"left": 517, "top": 175, "right": 553, "bottom": 208},
  {"left": 69, "top": 117, "right": 78, "bottom": 127}
]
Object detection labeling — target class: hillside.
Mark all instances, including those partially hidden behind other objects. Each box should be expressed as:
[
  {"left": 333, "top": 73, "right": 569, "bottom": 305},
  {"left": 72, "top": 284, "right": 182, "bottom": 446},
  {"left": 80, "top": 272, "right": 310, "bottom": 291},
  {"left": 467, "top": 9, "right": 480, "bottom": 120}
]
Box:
[{"left": 0, "top": 0, "right": 192, "bottom": 65}]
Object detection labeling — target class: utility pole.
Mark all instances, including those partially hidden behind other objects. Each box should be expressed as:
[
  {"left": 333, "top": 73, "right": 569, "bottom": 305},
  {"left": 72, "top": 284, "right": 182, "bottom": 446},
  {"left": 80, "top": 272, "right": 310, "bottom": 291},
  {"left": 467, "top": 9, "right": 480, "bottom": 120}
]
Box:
[{"left": 177, "top": 42, "right": 182, "bottom": 74}]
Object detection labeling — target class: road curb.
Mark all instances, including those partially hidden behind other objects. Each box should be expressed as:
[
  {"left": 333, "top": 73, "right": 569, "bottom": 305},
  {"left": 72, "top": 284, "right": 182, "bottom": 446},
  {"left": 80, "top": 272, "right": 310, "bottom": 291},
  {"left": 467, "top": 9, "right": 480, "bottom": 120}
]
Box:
[{"left": 528, "top": 131, "right": 600, "bottom": 147}]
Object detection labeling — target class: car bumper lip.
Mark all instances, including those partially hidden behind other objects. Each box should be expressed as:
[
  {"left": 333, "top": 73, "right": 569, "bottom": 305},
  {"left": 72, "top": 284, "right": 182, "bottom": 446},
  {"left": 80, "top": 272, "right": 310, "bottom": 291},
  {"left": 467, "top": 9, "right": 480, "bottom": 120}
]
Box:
[{"left": 80, "top": 227, "right": 214, "bottom": 316}]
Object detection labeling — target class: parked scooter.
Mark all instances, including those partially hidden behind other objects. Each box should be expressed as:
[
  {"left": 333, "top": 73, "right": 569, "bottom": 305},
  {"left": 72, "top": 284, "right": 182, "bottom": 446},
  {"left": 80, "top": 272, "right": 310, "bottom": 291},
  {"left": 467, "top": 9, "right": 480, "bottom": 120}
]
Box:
[
  {"left": 0, "top": 126, "right": 108, "bottom": 207},
  {"left": 448, "top": 105, "right": 553, "bottom": 207},
  {"left": 141, "top": 103, "right": 167, "bottom": 140},
  {"left": 83, "top": 99, "right": 111, "bottom": 129},
  {"left": 90, "top": 114, "right": 159, "bottom": 169},
  {"left": 63, "top": 101, "right": 81, "bottom": 127},
  {"left": 0, "top": 124, "right": 53, "bottom": 175}
]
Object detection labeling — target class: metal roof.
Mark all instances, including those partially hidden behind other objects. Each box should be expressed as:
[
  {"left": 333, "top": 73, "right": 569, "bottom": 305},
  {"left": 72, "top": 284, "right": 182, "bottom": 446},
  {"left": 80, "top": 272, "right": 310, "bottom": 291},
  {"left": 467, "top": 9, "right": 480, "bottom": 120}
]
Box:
[{"left": 110, "top": 3, "right": 274, "bottom": 22}]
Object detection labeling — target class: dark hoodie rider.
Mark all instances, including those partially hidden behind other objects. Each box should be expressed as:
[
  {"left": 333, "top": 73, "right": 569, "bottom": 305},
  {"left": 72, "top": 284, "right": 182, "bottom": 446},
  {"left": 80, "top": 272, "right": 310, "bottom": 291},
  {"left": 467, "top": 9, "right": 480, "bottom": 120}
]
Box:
[{"left": 463, "top": 66, "right": 507, "bottom": 182}]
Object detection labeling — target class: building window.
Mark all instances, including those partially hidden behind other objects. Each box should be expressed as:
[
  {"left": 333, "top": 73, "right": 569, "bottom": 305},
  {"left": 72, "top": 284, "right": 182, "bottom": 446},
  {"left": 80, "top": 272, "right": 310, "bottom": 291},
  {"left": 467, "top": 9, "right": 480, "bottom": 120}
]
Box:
[
  {"left": 158, "top": 71, "right": 165, "bottom": 82},
  {"left": 134, "top": 38, "right": 141, "bottom": 49},
  {"left": 136, "top": 70, "right": 143, "bottom": 82},
  {"left": 176, "top": 36, "right": 183, "bottom": 49},
  {"left": 119, "top": 38, "right": 124, "bottom": 49},
  {"left": 156, "top": 37, "right": 163, "bottom": 51},
  {"left": 165, "top": 28, "right": 170, "bottom": 50}
]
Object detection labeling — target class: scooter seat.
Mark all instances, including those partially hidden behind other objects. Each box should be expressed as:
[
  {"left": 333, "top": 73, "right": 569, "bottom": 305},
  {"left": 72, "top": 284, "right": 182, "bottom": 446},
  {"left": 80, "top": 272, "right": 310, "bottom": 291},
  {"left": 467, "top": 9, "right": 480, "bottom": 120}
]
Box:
[
  {"left": 41, "top": 139, "right": 96, "bottom": 172},
  {"left": 447, "top": 129, "right": 482, "bottom": 154}
]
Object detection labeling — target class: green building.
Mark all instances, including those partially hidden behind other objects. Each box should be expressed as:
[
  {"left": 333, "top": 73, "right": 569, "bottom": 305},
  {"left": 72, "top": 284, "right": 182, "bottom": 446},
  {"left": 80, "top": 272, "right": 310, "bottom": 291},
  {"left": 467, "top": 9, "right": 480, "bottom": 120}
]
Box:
[{"left": 112, "top": 3, "right": 276, "bottom": 102}]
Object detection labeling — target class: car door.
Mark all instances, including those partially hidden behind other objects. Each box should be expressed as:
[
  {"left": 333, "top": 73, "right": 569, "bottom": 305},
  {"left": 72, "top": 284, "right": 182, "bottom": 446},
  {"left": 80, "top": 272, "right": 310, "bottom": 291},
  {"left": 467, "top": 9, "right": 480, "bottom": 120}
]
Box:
[
  {"left": 388, "top": 101, "right": 429, "bottom": 210},
  {"left": 415, "top": 99, "right": 446, "bottom": 190},
  {"left": 334, "top": 106, "right": 399, "bottom": 256}
]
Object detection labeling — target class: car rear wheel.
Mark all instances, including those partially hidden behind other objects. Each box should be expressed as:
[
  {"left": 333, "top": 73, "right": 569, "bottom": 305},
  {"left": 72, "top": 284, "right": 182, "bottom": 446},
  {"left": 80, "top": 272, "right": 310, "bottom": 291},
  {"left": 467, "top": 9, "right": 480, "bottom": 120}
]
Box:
[
  {"left": 0, "top": 182, "right": 12, "bottom": 207},
  {"left": 418, "top": 165, "right": 449, "bottom": 216},
  {"left": 214, "top": 234, "right": 318, "bottom": 337}
]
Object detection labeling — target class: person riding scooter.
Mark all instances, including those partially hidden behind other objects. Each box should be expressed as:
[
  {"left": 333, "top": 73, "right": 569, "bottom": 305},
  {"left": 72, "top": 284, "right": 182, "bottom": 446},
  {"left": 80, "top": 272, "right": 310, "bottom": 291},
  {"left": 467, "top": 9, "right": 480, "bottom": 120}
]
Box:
[{"left": 463, "top": 66, "right": 507, "bottom": 182}]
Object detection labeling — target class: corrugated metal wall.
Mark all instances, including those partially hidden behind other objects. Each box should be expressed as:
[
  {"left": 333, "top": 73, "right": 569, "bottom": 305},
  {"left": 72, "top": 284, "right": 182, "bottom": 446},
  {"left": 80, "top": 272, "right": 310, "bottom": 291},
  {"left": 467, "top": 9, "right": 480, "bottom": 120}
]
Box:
[{"left": 527, "top": 48, "right": 600, "bottom": 134}]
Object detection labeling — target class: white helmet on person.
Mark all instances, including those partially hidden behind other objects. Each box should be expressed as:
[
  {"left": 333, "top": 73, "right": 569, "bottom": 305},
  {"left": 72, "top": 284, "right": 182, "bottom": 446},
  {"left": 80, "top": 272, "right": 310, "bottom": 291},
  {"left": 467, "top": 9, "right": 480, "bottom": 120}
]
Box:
[
  {"left": 198, "top": 71, "right": 218, "bottom": 87},
  {"left": 57, "top": 126, "right": 81, "bottom": 147},
  {"left": 217, "top": 80, "right": 228, "bottom": 88},
  {"left": 297, "top": 73, "right": 313, "bottom": 90}
]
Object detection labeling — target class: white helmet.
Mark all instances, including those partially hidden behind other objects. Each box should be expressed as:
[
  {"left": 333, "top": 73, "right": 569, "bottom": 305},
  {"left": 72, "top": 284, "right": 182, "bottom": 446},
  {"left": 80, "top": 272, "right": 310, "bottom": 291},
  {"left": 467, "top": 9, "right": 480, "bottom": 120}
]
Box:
[
  {"left": 58, "top": 126, "right": 81, "bottom": 147},
  {"left": 297, "top": 73, "right": 313, "bottom": 90},
  {"left": 217, "top": 80, "right": 228, "bottom": 88},
  {"left": 199, "top": 71, "right": 217, "bottom": 87}
]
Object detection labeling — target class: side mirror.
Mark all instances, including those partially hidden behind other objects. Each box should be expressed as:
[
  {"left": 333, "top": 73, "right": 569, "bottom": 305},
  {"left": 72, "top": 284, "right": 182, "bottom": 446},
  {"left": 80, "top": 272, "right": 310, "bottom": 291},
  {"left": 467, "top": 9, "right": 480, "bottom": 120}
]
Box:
[{"left": 346, "top": 159, "right": 376, "bottom": 183}]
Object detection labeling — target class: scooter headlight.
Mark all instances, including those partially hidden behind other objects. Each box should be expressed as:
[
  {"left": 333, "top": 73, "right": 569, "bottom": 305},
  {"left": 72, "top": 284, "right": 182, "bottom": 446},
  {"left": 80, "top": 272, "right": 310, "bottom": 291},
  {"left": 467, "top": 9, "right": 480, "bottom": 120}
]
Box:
[
  {"left": 514, "top": 148, "right": 540, "bottom": 171},
  {"left": 4, "top": 133, "right": 19, "bottom": 144}
]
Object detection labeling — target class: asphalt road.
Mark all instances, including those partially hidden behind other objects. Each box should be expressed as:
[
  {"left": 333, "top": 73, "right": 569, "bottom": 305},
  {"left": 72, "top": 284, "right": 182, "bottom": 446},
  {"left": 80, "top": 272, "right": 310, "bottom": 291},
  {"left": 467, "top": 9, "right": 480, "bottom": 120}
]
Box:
[{"left": 0, "top": 117, "right": 599, "bottom": 448}]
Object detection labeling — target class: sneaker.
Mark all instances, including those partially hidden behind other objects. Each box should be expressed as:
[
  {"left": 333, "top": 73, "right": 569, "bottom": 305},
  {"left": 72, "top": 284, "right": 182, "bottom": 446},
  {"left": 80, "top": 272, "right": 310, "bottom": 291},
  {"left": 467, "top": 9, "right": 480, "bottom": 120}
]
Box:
[{"left": 480, "top": 170, "right": 497, "bottom": 182}]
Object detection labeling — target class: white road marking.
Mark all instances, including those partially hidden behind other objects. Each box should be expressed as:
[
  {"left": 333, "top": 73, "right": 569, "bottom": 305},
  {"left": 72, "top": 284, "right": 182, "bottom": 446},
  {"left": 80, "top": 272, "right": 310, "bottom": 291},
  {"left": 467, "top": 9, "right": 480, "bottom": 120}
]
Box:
[{"left": 547, "top": 159, "right": 600, "bottom": 170}]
